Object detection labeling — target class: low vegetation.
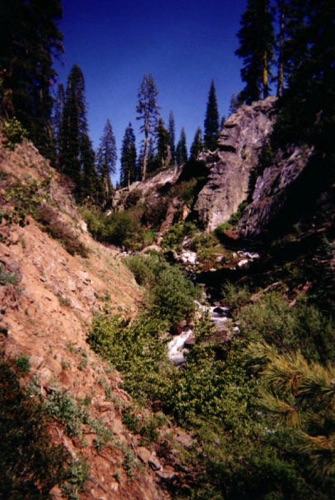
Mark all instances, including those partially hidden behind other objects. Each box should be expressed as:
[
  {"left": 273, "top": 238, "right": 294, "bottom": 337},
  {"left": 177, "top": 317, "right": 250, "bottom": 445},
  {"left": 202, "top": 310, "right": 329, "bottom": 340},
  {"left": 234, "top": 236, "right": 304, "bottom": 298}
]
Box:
[
  {"left": 88, "top": 244, "right": 335, "bottom": 498},
  {"left": 0, "top": 354, "right": 70, "bottom": 497}
]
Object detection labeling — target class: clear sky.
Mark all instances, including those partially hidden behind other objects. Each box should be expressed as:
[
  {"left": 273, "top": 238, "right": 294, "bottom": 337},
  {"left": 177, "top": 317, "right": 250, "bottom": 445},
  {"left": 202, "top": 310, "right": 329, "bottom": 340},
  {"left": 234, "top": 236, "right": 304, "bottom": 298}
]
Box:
[{"left": 57, "top": 0, "right": 247, "bottom": 180}]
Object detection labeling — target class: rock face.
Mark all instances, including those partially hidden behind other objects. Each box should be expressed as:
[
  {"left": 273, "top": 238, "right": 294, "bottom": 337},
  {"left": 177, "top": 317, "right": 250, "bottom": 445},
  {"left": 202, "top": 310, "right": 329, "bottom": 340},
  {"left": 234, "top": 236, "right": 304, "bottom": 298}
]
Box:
[
  {"left": 238, "top": 146, "right": 314, "bottom": 237},
  {"left": 194, "top": 97, "right": 277, "bottom": 231}
]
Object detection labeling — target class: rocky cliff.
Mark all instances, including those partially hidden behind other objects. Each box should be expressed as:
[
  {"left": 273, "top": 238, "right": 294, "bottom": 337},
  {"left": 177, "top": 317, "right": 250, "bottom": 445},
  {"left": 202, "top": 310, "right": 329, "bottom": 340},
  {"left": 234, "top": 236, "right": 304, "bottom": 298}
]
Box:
[
  {"left": 193, "top": 97, "right": 277, "bottom": 231},
  {"left": 237, "top": 146, "right": 314, "bottom": 237}
]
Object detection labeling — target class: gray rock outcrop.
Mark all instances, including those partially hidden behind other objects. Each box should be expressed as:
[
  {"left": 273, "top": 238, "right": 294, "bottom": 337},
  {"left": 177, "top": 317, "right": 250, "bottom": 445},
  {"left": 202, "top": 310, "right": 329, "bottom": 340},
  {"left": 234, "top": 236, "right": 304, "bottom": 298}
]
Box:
[
  {"left": 237, "top": 146, "right": 314, "bottom": 237},
  {"left": 194, "top": 97, "right": 277, "bottom": 231}
]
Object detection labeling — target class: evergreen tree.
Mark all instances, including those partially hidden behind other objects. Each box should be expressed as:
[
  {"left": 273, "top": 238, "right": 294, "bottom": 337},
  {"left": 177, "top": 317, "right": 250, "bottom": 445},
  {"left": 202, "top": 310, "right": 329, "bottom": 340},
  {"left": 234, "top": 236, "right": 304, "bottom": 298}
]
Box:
[
  {"left": 273, "top": 0, "right": 335, "bottom": 153},
  {"left": 155, "top": 118, "right": 169, "bottom": 169},
  {"left": 229, "top": 93, "right": 242, "bottom": 116},
  {"left": 236, "top": 0, "right": 275, "bottom": 104},
  {"left": 81, "top": 133, "right": 100, "bottom": 203},
  {"left": 53, "top": 83, "right": 65, "bottom": 167},
  {"left": 136, "top": 74, "right": 160, "bottom": 180},
  {"left": 204, "top": 80, "right": 220, "bottom": 150},
  {"left": 59, "top": 65, "right": 96, "bottom": 200},
  {"left": 120, "top": 123, "right": 137, "bottom": 188},
  {"left": 0, "top": 0, "right": 63, "bottom": 157},
  {"left": 96, "top": 119, "right": 117, "bottom": 204},
  {"left": 176, "top": 128, "right": 188, "bottom": 166},
  {"left": 168, "top": 111, "right": 176, "bottom": 165},
  {"left": 190, "top": 127, "right": 204, "bottom": 161}
]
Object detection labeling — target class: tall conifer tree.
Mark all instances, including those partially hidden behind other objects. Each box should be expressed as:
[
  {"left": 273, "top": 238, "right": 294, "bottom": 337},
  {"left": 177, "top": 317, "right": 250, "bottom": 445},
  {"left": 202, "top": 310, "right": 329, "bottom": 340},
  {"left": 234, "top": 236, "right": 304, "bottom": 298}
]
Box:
[
  {"left": 204, "top": 81, "right": 220, "bottom": 150},
  {"left": 96, "top": 119, "right": 117, "bottom": 204},
  {"left": 53, "top": 83, "right": 65, "bottom": 167},
  {"left": 168, "top": 111, "right": 176, "bottom": 165},
  {"left": 136, "top": 74, "right": 160, "bottom": 180},
  {"left": 155, "top": 118, "right": 169, "bottom": 169},
  {"left": 176, "top": 128, "right": 188, "bottom": 166},
  {"left": 236, "top": 0, "right": 275, "bottom": 104},
  {"left": 120, "top": 123, "right": 137, "bottom": 188},
  {"left": 190, "top": 127, "right": 204, "bottom": 161},
  {"left": 59, "top": 65, "right": 96, "bottom": 200},
  {"left": 273, "top": 0, "right": 335, "bottom": 153},
  {"left": 0, "top": 0, "right": 63, "bottom": 157}
]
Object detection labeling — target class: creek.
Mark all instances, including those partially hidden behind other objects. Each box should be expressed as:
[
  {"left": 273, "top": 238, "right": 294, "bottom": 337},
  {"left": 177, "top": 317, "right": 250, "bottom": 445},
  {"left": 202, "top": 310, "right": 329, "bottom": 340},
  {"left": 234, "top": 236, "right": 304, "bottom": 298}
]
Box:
[
  {"left": 167, "top": 248, "right": 257, "bottom": 366},
  {"left": 167, "top": 301, "right": 232, "bottom": 366}
]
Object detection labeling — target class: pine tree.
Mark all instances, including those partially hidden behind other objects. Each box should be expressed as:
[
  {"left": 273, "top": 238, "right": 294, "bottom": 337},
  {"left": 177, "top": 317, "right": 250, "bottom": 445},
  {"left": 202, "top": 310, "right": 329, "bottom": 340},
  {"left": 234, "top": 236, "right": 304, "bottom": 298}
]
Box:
[
  {"left": 53, "top": 83, "right": 65, "bottom": 167},
  {"left": 176, "top": 128, "right": 188, "bottom": 166},
  {"left": 235, "top": 0, "right": 275, "bottom": 104},
  {"left": 190, "top": 127, "right": 204, "bottom": 161},
  {"left": 59, "top": 65, "right": 96, "bottom": 200},
  {"left": 155, "top": 118, "right": 170, "bottom": 169},
  {"left": 204, "top": 81, "right": 220, "bottom": 150},
  {"left": 0, "top": 0, "right": 63, "bottom": 157},
  {"left": 168, "top": 111, "right": 176, "bottom": 165},
  {"left": 136, "top": 74, "right": 160, "bottom": 180},
  {"left": 96, "top": 119, "right": 117, "bottom": 204},
  {"left": 273, "top": 0, "right": 335, "bottom": 153},
  {"left": 120, "top": 123, "right": 137, "bottom": 188},
  {"left": 81, "top": 133, "right": 100, "bottom": 203}
]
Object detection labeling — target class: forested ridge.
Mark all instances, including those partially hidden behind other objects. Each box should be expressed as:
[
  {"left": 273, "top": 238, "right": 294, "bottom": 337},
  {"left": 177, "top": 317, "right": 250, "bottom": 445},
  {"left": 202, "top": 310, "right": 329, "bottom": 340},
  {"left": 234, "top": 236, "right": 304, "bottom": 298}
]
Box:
[{"left": 0, "top": 1, "right": 334, "bottom": 498}]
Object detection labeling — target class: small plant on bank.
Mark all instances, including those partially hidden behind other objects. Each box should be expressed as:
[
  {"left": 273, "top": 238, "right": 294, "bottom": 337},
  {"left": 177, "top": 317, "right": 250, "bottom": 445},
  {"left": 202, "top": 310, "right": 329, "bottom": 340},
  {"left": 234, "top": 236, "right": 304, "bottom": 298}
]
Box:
[
  {"left": 0, "top": 263, "right": 20, "bottom": 286},
  {"left": 14, "top": 353, "right": 31, "bottom": 374},
  {"left": 161, "top": 221, "right": 197, "bottom": 251},
  {"left": 1, "top": 117, "right": 28, "bottom": 150}
]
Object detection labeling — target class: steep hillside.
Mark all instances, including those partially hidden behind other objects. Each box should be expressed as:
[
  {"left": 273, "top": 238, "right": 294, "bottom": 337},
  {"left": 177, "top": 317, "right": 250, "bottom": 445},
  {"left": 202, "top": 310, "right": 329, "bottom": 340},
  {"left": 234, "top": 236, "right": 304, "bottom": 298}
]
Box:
[{"left": 0, "top": 139, "right": 178, "bottom": 499}]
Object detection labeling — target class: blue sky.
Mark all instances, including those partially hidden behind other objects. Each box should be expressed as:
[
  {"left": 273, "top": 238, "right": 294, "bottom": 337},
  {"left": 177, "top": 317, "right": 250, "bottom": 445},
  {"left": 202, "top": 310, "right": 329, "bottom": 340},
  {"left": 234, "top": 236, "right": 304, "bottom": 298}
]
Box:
[{"left": 57, "top": 0, "right": 247, "bottom": 180}]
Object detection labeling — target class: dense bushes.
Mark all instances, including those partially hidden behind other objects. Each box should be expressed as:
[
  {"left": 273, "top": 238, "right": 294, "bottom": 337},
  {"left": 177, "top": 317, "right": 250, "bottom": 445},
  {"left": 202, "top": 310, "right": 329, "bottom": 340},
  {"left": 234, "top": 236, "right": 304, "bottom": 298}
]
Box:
[
  {"left": 125, "top": 253, "right": 200, "bottom": 326},
  {"left": 82, "top": 206, "right": 154, "bottom": 251},
  {"left": 88, "top": 254, "right": 335, "bottom": 498}
]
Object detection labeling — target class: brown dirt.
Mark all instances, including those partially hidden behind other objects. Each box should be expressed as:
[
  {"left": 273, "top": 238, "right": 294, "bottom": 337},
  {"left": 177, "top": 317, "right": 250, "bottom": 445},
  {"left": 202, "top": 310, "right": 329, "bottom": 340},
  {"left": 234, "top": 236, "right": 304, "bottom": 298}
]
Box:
[{"left": 0, "top": 139, "right": 173, "bottom": 499}]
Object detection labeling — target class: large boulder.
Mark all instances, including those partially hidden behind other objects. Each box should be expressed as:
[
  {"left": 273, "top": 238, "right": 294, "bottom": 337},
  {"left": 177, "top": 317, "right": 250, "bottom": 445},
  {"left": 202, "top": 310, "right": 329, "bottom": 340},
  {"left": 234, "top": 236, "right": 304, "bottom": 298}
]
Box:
[{"left": 193, "top": 97, "right": 277, "bottom": 231}]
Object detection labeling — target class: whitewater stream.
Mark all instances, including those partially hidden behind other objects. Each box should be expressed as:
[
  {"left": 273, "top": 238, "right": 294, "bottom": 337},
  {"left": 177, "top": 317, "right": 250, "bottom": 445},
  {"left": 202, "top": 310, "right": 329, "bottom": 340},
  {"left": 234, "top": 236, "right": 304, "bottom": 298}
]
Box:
[{"left": 167, "top": 302, "right": 232, "bottom": 366}]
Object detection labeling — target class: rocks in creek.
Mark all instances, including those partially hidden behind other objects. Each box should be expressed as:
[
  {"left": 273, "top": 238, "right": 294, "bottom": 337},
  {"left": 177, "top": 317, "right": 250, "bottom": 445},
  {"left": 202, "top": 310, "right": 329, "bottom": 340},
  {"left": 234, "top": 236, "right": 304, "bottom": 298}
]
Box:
[
  {"left": 167, "top": 330, "right": 193, "bottom": 366},
  {"left": 167, "top": 301, "right": 235, "bottom": 366}
]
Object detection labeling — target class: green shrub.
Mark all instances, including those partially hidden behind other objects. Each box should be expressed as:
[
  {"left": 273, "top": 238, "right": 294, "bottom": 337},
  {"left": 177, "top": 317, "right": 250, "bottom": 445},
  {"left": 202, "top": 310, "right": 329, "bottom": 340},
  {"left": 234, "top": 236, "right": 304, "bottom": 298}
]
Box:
[
  {"left": 125, "top": 254, "right": 157, "bottom": 287},
  {"left": 88, "top": 312, "right": 174, "bottom": 404},
  {"left": 80, "top": 205, "right": 110, "bottom": 240},
  {"left": 14, "top": 353, "right": 31, "bottom": 374},
  {"left": 36, "top": 204, "right": 89, "bottom": 257},
  {"left": 2, "top": 117, "right": 28, "bottom": 150},
  {"left": 148, "top": 262, "right": 200, "bottom": 326},
  {"left": 126, "top": 254, "right": 200, "bottom": 328},
  {"left": 239, "top": 291, "right": 298, "bottom": 349},
  {"left": 0, "top": 263, "right": 20, "bottom": 286},
  {"left": 161, "top": 221, "right": 197, "bottom": 251},
  {"left": 43, "top": 391, "right": 84, "bottom": 438},
  {"left": 221, "top": 281, "right": 251, "bottom": 310}
]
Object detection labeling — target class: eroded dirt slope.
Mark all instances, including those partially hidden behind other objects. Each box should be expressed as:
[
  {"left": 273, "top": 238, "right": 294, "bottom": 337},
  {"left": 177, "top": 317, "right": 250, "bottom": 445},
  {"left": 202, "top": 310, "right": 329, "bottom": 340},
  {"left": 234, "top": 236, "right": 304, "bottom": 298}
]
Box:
[{"left": 0, "top": 139, "right": 171, "bottom": 499}]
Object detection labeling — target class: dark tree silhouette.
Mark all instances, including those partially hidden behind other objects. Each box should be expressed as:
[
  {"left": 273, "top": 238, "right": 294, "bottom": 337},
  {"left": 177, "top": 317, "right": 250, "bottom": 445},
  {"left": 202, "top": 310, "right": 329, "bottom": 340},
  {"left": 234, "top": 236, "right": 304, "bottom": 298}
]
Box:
[
  {"left": 59, "top": 65, "right": 96, "bottom": 200},
  {"left": 136, "top": 74, "right": 160, "bottom": 180},
  {"left": 0, "top": 0, "right": 63, "bottom": 157},
  {"left": 176, "top": 128, "right": 188, "bottom": 166},
  {"left": 96, "top": 119, "right": 117, "bottom": 203},
  {"left": 120, "top": 123, "right": 137, "bottom": 188},
  {"left": 168, "top": 111, "right": 176, "bottom": 165},
  {"left": 155, "top": 118, "right": 169, "bottom": 169},
  {"left": 190, "top": 127, "right": 204, "bottom": 161},
  {"left": 236, "top": 0, "right": 275, "bottom": 104},
  {"left": 204, "top": 80, "right": 220, "bottom": 150}
]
